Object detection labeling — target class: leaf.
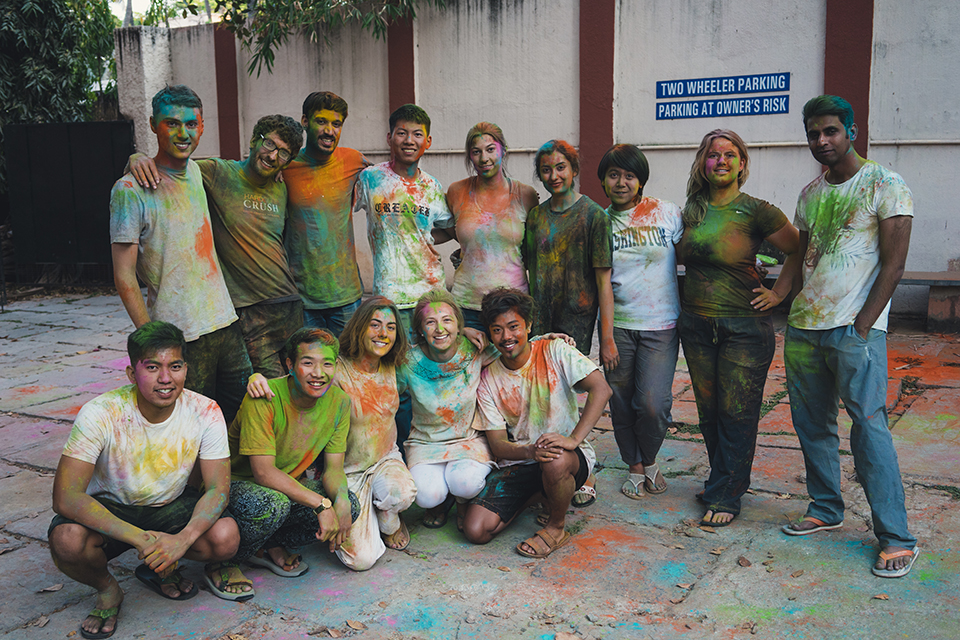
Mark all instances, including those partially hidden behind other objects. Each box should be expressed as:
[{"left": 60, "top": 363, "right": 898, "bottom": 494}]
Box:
[
  {"left": 439, "top": 590, "right": 458, "bottom": 596},
  {"left": 738, "top": 556, "right": 752, "bottom": 567},
  {"left": 699, "top": 525, "right": 716, "bottom": 533},
  {"left": 38, "top": 583, "right": 63, "bottom": 592},
  {"left": 872, "top": 593, "right": 890, "bottom": 600},
  {"left": 33, "top": 615, "right": 49, "bottom": 627},
  {"left": 0, "top": 548, "right": 13, "bottom": 555},
  {"left": 777, "top": 493, "right": 791, "bottom": 500},
  {"left": 791, "top": 569, "right": 804, "bottom": 578},
  {"left": 378, "top": 601, "right": 388, "bottom": 608},
  {"left": 670, "top": 544, "right": 685, "bottom": 550},
  {"left": 669, "top": 597, "right": 684, "bottom": 604},
  {"left": 762, "top": 560, "right": 775, "bottom": 566},
  {"left": 327, "top": 629, "right": 342, "bottom": 638},
  {"left": 345, "top": 620, "right": 366, "bottom": 630},
  {"left": 709, "top": 547, "right": 726, "bottom": 555},
  {"left": 0, "top": 538, "right": 7, "bottom": 544},
  {"left": 498, "top": 566, "right": 511, "bottom": 572},
  {"left": 677, "top": 583, "right": 693, "bottom": 589}
]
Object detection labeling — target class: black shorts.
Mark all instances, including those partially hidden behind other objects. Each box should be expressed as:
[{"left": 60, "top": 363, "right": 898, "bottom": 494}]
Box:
[
  {"left": 48, "top": 486, "right": 231, "bottom": 560},
  {"left": 470, "top": 447, "right": 589, "bottom": 523}
]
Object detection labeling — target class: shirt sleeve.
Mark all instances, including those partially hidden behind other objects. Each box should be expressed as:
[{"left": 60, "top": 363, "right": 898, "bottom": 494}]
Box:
[
  {"left": 62, "top": 402, "right": 109, "bottom": 464},
  {"left": 109, "top": 178, "right": 145, "bottom": 244},
  {"left": 196, "top": 157, "right": 219, "bottom": 190},
  {"left": 236, "top": 394, "right": 279, "bottom": 457},
  {"left": 432, "top": 179, "right": 455, "bottom": 229},
  {"left": 550, "top": 339, "right": 601, "bottom": 387},
  {"left": 475, "top": 371, "right": 508, "bottom": 432},
  {"left": 793, "top": 189, "right": 810, "bottom": 232},
  {"left": 754, "top": 198, "right": 789, "bottom": 239},
  {"left": 875, "top": 172, "right": 914, "bottom": 221},
  {"left": 589, "top": 202, "right": 613, "bottom": 269},
  {"left": 667, "top": 202, "right": 685, "bottom": 244},
  {"left": 197, "top": 401, "right": 230, "bottom": 460}
]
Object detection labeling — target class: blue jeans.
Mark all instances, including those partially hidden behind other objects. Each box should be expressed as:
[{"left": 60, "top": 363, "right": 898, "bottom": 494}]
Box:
[
  {"left": 678, "top": 312, "right": 775, "bottom": 514},
  {"left": 784, "top": 325, "right": 916, "bottom": 549},
  {"left": 303, "top": 299, "right": 361, "bottom": 338},
  {"left": 605, "top": 326, "right": 679, "bottom": 467}
]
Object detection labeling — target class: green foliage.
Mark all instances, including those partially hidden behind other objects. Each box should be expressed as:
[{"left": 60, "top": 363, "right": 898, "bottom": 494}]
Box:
[
  {"left": 203, "top": 0, "right": 446, "bottom": 76},
  {"left": 0, "top": 0, "right": 118, "bottom": 194}
]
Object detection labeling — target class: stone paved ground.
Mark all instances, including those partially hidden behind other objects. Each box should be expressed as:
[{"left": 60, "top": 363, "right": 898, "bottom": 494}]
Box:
[{"left": 1, "top": 293, "right": 958, "bottom": 639}]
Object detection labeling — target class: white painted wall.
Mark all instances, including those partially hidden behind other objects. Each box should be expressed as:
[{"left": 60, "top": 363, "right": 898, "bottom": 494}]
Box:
[{"left": 169, "top": 25, "right": 220, "bottom": 159}]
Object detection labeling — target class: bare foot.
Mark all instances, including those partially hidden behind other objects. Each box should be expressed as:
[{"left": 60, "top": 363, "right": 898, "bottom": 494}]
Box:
[
  {"left": 82, "top": 577, "right": 123, "bottom": 637},
  {"left": 383, "top": 517, "right": 410, "bottom": 550},
  {"left": 701, "top": 510, "right": 735, "bottom": 526}
]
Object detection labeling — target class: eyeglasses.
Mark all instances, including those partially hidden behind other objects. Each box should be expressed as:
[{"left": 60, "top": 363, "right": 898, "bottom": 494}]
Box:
[{"left": 259, "top": 135, "right": 292, "bottom": 163}]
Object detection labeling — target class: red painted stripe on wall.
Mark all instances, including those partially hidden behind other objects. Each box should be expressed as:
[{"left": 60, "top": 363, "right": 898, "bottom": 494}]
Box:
[
  {"left": 823, "top": 0, "right": 873, "bottom": 157},
  {"left": 387, "top": 18, "right": 417, "bottom": 110},
  {"left": 214, "top": 25, "right": 241, "bottom": 160},
  {"left": 579, "top": 0, "right": 616, "bottom": 204}
]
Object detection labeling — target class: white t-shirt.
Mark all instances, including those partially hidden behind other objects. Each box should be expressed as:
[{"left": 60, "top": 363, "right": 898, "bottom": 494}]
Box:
[
  {"left": 608, "top": 197, "right": 684, "bottom": 331},
  {"left": 788, "top": 161, "right": 914, "bottom": 331},
  {"left": 109, "top": 161, "right": 238, "bottom": 341},
  {"left": 354, "top": 162, "right": 454, "bottom": 308},
  {"left": 62, "top": 385, "right": 229, "bottom": 507},
  {"left": 475, "top": 339, "right": 598, "bottom": 472}
]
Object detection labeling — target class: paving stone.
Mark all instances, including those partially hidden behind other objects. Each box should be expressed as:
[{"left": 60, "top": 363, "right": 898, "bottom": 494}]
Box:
[
  {"left": 669, "top": 400, "right": 700, "bottom": 426},
  {"left": 759, "top": 403, "right": 796, "bottom": 435},
  {"left": 0, "top": 471, "right": 54, "bottom": 524},
  {"left": 892, "top": 389, "right": 960, "bottom": 483},
  {"left": 0, "top": 416, "right": 71, "bottom": 470}
]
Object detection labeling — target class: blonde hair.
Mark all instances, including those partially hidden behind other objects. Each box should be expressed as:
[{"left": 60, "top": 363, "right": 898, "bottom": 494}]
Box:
[{"left": 681, "top": 129, "right": 750, "bottom": 227}]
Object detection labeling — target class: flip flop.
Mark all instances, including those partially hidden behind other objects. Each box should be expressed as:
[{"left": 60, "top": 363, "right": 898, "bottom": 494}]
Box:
[
  {"left": 621, "top": 473, "right": 646, "bottom": 500},
  {"left": 700, "top": 510, "right": 737, "bottom": 528},
  {"left": 135, "top": 564, "right": 198, "bottom": 600},
  {"left": 781, "top": 517, "right": 843, "bottom": 536},
  {"left": 80, "top": 604, "right": 121, "bottom": 639},
  {"left": 247, "top": 548, "right": 309, "bottom": 577},
  {"left": 872, "top": 547, "right": 921, "bottom": 578},
  {"left": 516, "top": 528, "right": 571, "bottom": 559},
  {"left": 572, "top": 484, "right": 597, "bottom": 507},
  {"left": 422, "top": 495, "right": 455, "bottom": 529},
  {"left": 204, "top": 562, "right": 255, "bottom": 601},
  {"left": 384, "top": 517, "right": 410, "bottom": 551},
  {"left": 644, "top": 464, "right": 668, "bottom": 494}
]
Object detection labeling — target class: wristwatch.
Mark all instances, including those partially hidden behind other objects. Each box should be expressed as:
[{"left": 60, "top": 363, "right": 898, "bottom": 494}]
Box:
[{"left": 312, "top": 497, "right": 332, "bottom": 515}]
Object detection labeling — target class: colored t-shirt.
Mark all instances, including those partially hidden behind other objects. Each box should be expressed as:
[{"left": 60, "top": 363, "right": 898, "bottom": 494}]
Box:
[
  {"left": 335, "top": 358, "right": 401, "bottom": 475},
  {"left": 109, "top": 161, "right": 237, "bottom": 341},
  {"left": 449, "top": 177, "right": 530, "bottom": 310},
  {"left": 475, "top": 339, "right": 597, "bottom": 472},
  {"left": 62, "top": 385, "right": 228, "bottom": 507},
  {"left": 198, "top": 158, "right": 299, "bottom": 308},
  {"left": 228, "top": 376, "right": 351, "bottom": 480},
  {"left": 354, "top": 162, "right": 454, "bottom": 308},
  {"left": 398, "top": 337, "right": 496, "bottom": 468},
  {"left": 788, "top": 160, "right": 914, "bottom": 331},
  {"left": 283, "top": 147, "right": 369, "bottom": 310},
  {"left": 523, "top": 195, "right": 612, "bottom": 353},
  {"left": 609, "top": 197, "right": 684, "bottom": 331},
  {"left": 680, "top": 193, "right": 788, "bottom": 317}
]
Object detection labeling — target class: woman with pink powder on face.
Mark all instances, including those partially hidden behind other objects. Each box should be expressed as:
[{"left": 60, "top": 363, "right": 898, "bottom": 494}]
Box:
[{"left": 445, "top": 123, "right": 540, "bottom": 332}]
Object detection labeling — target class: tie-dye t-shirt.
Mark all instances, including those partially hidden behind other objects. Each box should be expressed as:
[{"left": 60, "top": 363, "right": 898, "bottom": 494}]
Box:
[
  {"left": 62, "top": 385, "right": 228, "bottom": 507},
  {"left": 335, "top": 358, "right": 401, "bottom": 475},
  {"left": 283, "top": 148, "right": 370, "bottom": 310},
  {"left": 354, "top": 162, "right": 454, "bottom": 308},
  {"left": 229, "top": 376, "right": 350, "bottom": 481},
  {"left": 680, "top": 193, "right": 788, "bottom": 318},
  {"left": 475, "top": 339, "right": 597, "bottom": 472},
  {"left": 398, "top": 337, "right": 496, "bottom": 468},
  {"left": 609, "top": 197, "right": 684, "bottom": 331},
  {"left": 523, "top": 195, "right": 612, "bottom": 353},
  {"left": 788, "top": 160, "right": 914, "bottom": 332},
  {"left": 110, "top": 161, "right": 237, "bottom": 341},
  {"left": 449, "top": 177, "right": 530, "bottom": 310},
  {"left": 198, "top": 158, "right": 298, "bottom": 308}
]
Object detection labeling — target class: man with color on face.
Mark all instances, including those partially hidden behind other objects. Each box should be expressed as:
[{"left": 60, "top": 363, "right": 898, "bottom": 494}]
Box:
[
  {"left": 49, "top": 322, "right": 247, "bottom": 639},
  {"left": 780, "top": 95, "right": 918, "bottom": 578},
  {"left": 127, "top": 114, "right": 306, "bottom": 379},
  {"left": 225, "top": 328, "right": 359, "bottom": 582},
  {"left": 110, "top": 85, "right": 253, "bottom": 424},
  {"left": 283, "top": 91, "right": 371, "bottom": 336},
  {"left": 462, "top": 288, "right": 612, "bottom": 558}
]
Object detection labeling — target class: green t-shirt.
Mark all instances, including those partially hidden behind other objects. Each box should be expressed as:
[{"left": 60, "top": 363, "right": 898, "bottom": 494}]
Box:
[
  {"left": 680, "top": 193, "right": 787, "bottom": 317},
  {"left": 229, "top": 376, "right": 351, "bottom": 481},
  {"left": 198, "top": 158, "right": 299, "bottom": 308},
  {"left": 523, "top": 195, "right": 612, "bottom": 353}
]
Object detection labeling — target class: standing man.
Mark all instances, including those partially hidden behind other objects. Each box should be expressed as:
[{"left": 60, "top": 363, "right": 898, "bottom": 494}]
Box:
[
  {"left": 129, "top": 115, "right": 306, "bottom": 379},
  {"left": 284, "top": 91, "right": 370, "bottom": 336},
  {"left": 779, "top": 95, "right": 919, "bottom": 578},
  {"left": 49, "top": 322, "right": 246, "bottom": 639},
  {"left": 463, "top": 288, "right": 611, "bottom": 558},
  {"left": 111, "top": 85, "right": 252, "bottom": 424}
]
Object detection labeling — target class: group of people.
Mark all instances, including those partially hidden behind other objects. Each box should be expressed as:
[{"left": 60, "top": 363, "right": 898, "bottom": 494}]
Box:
[{"left": 46, "top": 85, "right": 919, "bottom": 640}]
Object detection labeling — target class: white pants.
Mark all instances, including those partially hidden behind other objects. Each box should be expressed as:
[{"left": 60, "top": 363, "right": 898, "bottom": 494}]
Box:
[
  {"left": 409, "top": 459, "right": 491, "bottom": 509},
  {"left": 336, "top": 452, "right": 417, "bottom": 571}
]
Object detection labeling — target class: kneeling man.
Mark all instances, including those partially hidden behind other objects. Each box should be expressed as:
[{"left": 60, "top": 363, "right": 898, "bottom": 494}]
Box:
[
  {"left": 463, "top": 288, "right": 612, "bottom": 557},
  {"left": 50, "top": 321, "right": 243, "bottom": 640},
  {"left": 227, "top": 328, "right": 357, "bottom": 580}
]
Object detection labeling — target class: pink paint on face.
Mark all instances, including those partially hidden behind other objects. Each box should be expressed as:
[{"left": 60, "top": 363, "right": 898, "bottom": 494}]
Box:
[
  {"left": 538, "top": 151, "right": 575, "bottom": 197},
  {"left": 704, "top": 138, "right": 742, "bottom": 190},
  {"left": 469, "top": 134, "right": 504, "bottom": 179}
]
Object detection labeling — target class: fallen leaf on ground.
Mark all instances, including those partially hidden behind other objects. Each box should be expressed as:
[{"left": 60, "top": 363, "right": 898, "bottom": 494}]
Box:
[
  {"left": 669, "top": 597, "right": 684, "bottom": 604},
  {"left": 327, "top": 629, "right": 342, "bottom": 638},
  {"left": 76, "top": 351, "right": 89, "bottom": 355},
  {"left": 498, "top": 566, "right": 511, "bottom": 572},
  {"left": 346, "top": 620, "right": 366, "bottom": 630},
  {"left": 857, "top": 526, "right": 869, "bottom": 532},
  {"left": 699, "top": 525, "right": 717, "bottom": 533},
  {"left": 555, "top": 633, "right": 580, "bottom": 640},
  {"left": 766, "top": 567, "right": 775, "bottom": 573},
  {"left": 378, "top": 601, "right": 388, "bottom": 608},
  {"left": 791, "top": 570, "right": 804, "bottom": 578},
  {"left": 710, "top": 547, "right": 726, "bottom": 555},
  {"left": 668, "top": 427, "right": 678, "bottom": 434},
  {"left": 677, "top": 583, "right": 693, "bottom": 589},
  {"left": 762, "top": 560, "right": 775, "bottom": 566},
  {"left": 777, "top": 493, "right": 790, "bottom": 500},
  {"left": 33, "top": 615, "right": 49, "bottom": 627},
  {"left": 27, "top": 512, "right": 39, "bottom": 518},
  {"left": 67, "top": 632, "right": 77, "bottom": 637},
  {"left": 543, "top": 612, "right": 555, "bottom": 618},
  {"left": 0, "top": 548, "right": 13, "bottom": 556},
  {"left": 738, "top": 556, "right": 752, "bottom": 567},
  {"left": 669, "top": 544, "right": 685, "bottom": 550},
  {"left": 0, "top": 538, "right": 7, "bottom": 544},
  {"left": 220, "top": 635, "right": 247, "bottom": 640},
  {"left": 873, "top": 594, "right": 890, "bottom": 600},
  {"left": 746, "top": 489, "right": 756, "bottom": 494},
  {"left": 40, "top": 473, "right": 54, "bottom": 477},
  {"left": 38, "top": 583, "right": 63, "bottom": 593}
]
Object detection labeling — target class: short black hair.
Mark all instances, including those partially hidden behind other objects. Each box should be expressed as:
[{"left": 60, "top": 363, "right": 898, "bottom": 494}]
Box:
[
  {"left": 127, "top": 321, "right": 186, "bottom": 365},
  {"left": 480, "top": 287, "right": 535, "bottom": 329},
  {"left": 389, "top": 104, "right": 431, "bottom": 136},
  {"left": 284, "top": 327, "right": 339, "bottom": 366},
  {"left": 302, "top": 91, "right": 348, "bottom": 120},
  {"left": 252, "top": 114, "right": 304, "bottom": 158},
  {"left": 152, "top": 85, "right": 202, "bottom": 116},
  {"left": 597, "top": 144, "right": 650, "bottom": 197},
  {"left": 802, "top": 95, "right": 855, "bottom": 135}
]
